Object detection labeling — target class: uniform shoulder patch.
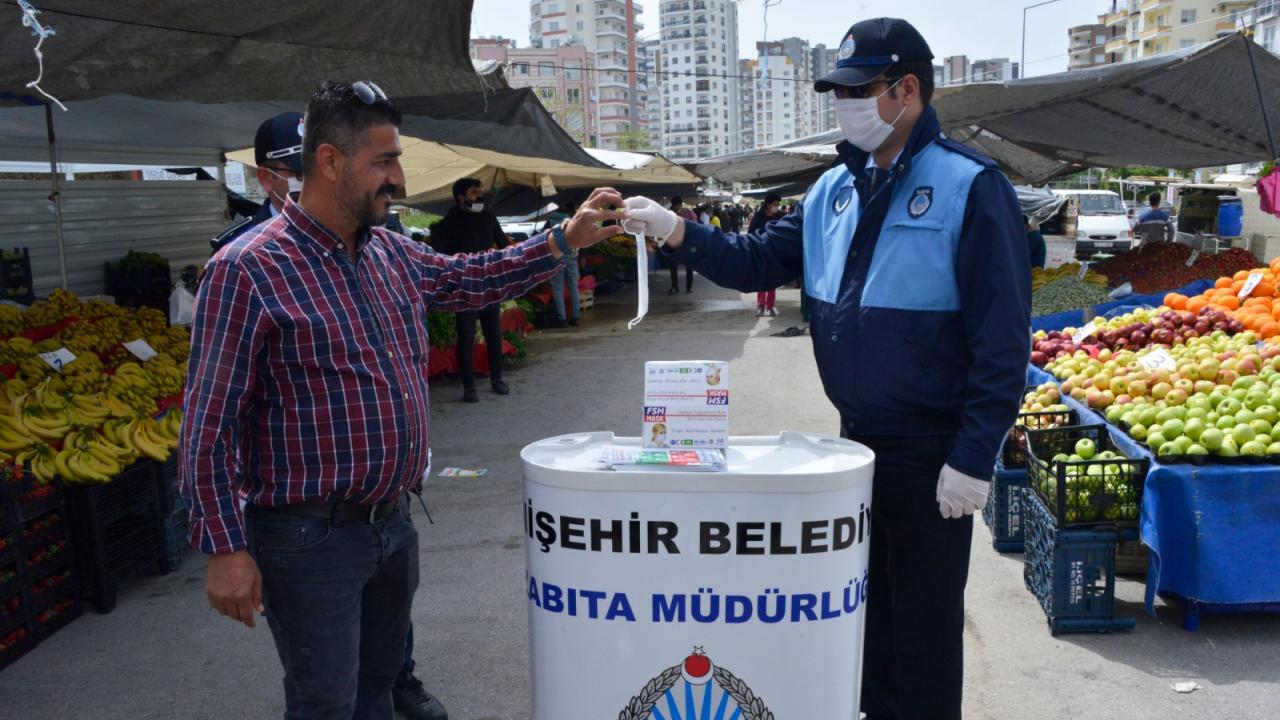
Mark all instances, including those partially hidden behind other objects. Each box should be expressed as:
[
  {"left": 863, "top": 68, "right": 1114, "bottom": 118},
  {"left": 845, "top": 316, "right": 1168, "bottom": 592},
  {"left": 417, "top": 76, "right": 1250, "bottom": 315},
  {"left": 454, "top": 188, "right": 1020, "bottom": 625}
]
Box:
[
  {"left": 908, "top": 187, "right": 933, "bottom": 218},
  {"left": 934, "top": 135, "right": 999, "bottom": 170}
]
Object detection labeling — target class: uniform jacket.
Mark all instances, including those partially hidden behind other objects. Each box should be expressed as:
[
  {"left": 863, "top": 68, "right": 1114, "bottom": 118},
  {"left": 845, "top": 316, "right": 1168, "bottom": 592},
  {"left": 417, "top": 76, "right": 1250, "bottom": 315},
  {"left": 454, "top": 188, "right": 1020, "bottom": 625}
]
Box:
[
  {"left": 211, "top": 200, "right": 274, "bottom": 253},
  {"left": 664, "top": 107, "right": 1031, "bottom": 479}
]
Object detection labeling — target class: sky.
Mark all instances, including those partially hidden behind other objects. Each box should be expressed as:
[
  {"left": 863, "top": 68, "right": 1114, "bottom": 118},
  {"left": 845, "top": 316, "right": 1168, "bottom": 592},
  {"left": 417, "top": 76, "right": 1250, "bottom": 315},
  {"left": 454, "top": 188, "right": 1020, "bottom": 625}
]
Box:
[{"left": 470, "top": 0, "right": 1098, "bottom": 78}]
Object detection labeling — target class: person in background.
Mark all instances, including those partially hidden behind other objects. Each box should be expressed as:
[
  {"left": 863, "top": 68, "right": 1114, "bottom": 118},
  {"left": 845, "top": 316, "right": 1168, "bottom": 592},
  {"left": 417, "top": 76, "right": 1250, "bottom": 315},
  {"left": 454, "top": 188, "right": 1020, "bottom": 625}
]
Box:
[
  {"left": 698, "top": 205, "right": 712, "bottom": 225},
  {"left": 430, "top": 178, "right": 512, "bottom": 403},
  {"left": 546, "top": 204, "right": 581, "bottom": 328},
  {"left": 1026, "top": 215, "right": 1047, "bottom": 269},
  {"left": 622, "top": 17, "right": 1029, "bottom": 720},
  {"left": 1136, "top": 191, "right": 1174, "bottom": 243},
  {"left": 211, "top": 112, "right": 305, "bottom": 253},
  {"left": 182, "top": 79, "right": 626, "bottom": 720},
  {"left": 710, "top": 213, "right": 722, "bottom": 230},
  {"left": 750, "top": 193, "right": 785, "bottom": 316},
  {"left": 667, "top": 196, "right": 697, "bottom": 295}
]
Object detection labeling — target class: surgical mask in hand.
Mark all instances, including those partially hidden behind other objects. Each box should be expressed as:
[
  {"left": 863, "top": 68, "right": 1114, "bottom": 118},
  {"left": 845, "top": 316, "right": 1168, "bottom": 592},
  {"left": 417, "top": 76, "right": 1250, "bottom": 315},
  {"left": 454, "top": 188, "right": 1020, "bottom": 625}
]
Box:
[{"left": 835, "top": 79, "right": 906, "bottom": 153}]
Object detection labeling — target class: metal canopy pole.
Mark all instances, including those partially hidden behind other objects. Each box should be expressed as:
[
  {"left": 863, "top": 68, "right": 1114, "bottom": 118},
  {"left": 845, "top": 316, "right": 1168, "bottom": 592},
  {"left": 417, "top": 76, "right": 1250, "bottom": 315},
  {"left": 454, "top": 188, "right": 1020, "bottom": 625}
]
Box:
[{"left": 44, "top": 102, "right": 68, "bottom": 290}]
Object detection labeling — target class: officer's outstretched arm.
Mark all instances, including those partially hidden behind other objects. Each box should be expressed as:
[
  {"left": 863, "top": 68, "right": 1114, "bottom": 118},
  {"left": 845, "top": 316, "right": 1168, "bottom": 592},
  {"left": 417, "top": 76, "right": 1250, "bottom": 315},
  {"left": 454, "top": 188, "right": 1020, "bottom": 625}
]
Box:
[{"left": 659, "top": 207, "right": 805, "bottom": 294}]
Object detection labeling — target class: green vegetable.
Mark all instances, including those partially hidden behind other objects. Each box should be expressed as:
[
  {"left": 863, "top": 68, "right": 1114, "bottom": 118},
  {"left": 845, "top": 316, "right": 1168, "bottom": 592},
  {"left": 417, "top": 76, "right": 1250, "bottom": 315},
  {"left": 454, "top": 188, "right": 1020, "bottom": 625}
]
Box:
[{"left": 1031, "top": 275, "right": 1112, "bottom": 317}]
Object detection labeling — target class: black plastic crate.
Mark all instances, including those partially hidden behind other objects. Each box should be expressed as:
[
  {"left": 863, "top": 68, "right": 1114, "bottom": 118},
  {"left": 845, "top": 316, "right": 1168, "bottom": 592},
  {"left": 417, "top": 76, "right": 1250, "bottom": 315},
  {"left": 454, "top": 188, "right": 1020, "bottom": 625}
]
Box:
[
  {"left": 0, "top": 247, "right": 35, "bottom": 305},
  {"left": 984, "top": 463, "right": 1030, "bottom": 553},
  {"left": 6, "top": 473, "right": 64, "bottom": 524},
  {"left": 20, "top": 538, "right": 71, "bottom": 586},
  {"left": 19, "top": 512, "right": 66, "bottom": 554},
  {"left": 0, "top": 562, "right": 21, "bottom": 599},
  {"left": 1002, "top": 387, "right": 1077, "bottom": 469},
  {"left": 0, "top": 529, "right": 17, "bottom": 569},
  {"left": 0, "top": 588, "right": 27, "bottom": 636},
  {"left": 32, "top": 594, "right": 80, "bottom": 642},
  {"left": 1025, "top": 424, "right": 1149, "bottom": 527},
  {"left": 65, "top": 462, "right": 170, "bottom": 614},
  {"left": 0, "top": 624, "right": 33, "bottom": 671},
  {"left": 1023, "top": 489, "right": 1135, "bottom": 634},
  {"left": 28, "top": 568, "right": 75, "bottom": 615}
]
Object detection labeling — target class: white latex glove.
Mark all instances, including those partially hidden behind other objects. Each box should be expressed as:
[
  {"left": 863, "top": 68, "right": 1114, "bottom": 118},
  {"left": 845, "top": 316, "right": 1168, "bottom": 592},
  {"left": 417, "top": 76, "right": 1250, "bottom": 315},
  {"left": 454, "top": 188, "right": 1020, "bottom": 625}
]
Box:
[
  {"left": 936, "top": 465, "right": 990, "bottom": 519},
  {"left": 622, "top": 196, "right": 680, "bottom": 241}
]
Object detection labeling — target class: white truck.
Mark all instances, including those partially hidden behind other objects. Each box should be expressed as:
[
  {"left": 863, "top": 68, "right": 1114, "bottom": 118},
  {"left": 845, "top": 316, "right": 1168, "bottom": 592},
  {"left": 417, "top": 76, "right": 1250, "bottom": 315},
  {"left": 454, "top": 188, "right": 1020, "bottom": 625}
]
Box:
[{"left": 1051, "top": 189, "right": 1136, "bottom": 260}]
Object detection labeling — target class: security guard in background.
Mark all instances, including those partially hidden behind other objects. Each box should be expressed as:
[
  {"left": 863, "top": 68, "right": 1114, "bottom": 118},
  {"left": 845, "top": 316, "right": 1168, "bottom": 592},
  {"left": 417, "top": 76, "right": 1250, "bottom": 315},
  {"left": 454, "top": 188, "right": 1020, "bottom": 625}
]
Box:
[
  {"left": 210, "top": 112, "right": 305, "bottom": 253},
  {"left": 623, "top": 18, "right": 1030, "bottom": 720}
]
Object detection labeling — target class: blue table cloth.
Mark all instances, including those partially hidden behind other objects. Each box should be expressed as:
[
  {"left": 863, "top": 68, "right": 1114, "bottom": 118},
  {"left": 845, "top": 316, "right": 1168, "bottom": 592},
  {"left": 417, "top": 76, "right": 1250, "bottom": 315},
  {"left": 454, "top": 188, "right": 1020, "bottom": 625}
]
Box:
[{"left": 1026, "top": 365, "right": 1280, "bottom": 613}]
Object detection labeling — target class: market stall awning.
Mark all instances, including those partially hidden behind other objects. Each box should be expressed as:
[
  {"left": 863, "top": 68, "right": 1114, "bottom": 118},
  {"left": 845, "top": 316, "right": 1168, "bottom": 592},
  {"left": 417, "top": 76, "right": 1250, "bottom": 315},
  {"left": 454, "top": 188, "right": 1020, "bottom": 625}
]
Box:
[
  {"left": 0, "top": 0, "right": 497, "bottom": 106},
  {"left": 689, "top": 34, "right": 1280, "bottom": 188}
]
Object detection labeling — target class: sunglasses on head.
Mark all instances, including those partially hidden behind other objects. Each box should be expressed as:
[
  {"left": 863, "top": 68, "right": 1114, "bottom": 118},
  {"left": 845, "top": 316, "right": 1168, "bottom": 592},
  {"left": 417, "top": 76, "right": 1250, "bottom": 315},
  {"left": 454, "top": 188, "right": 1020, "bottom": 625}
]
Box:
[{"left": 353, "top": 80, "right": 388, "bottom": 105}]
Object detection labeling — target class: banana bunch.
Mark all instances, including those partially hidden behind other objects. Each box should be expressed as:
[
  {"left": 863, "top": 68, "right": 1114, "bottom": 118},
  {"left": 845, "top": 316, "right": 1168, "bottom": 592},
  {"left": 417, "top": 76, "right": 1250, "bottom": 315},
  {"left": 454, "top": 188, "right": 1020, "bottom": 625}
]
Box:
[
  {"left": 0, "top": 306, "right": 22, "bottom": 337},
  {"left": 135, "top": 307, "right": 168, "bottom": 337},
  {"left": 102, "top": 414, "right": 175, "bottom": 463},
  {"left": 21, "top": 289, "right": 82, "bottom": 329},
  {"left": 56, "top": 319, "right": 117, "bottom": 356},
  {"left": 0, "top": 337, "right": 35, "bottom": 366},
  {"left": 53, "top": 427, "right": 137, "bottom": 484},
  {"left": 0, "top": 409, "right": 37, "bottom": 453},
  {"left": 18, "top": 444, "right": 60, "bottom": 484},
  {"left": 1032, "top": 263, "right": 1109, "bottom": 290},
  {"left": 66, "top": 392, "right": 111, "bottom": 426},
  {"left": 109, "top": 362, "right": 160, "bottom": 416},
  {"left": 144, "top": 355, "right": 184, "bottom": 397},
  {"left": 146, "top": 325, "right": 192, "bottom": 363},
  {"left": 16, "top": 355, "right": 52, "bottom": 385},
  {"left": 57, "top": 353, "right": 107, "bottom": 395}
]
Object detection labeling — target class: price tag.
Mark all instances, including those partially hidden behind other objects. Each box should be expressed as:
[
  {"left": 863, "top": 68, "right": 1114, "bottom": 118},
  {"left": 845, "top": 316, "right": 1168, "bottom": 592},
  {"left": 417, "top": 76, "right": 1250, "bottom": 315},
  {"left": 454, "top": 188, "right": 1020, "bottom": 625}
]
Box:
[
  {"left": 38, "top": 348, "right": 77, "bottom": 371},
  {"left": 123, "top": 339, "right": 158, "bottom": 361},
  {"left": 1185, "top": 249, "right": 1201, "bottom": 267},
  {"left": 1139, "top": 348, "right": 1176, "bottom": 372},
  {"left": 1071, "top": 321, "right": 1098, "bottom": 344},
  {"left": 1078, "top": 261, "right": 1091, "bottom": 280},
  {"left": 1238, "top": 271, "right": 1264, "bottom": 300}
]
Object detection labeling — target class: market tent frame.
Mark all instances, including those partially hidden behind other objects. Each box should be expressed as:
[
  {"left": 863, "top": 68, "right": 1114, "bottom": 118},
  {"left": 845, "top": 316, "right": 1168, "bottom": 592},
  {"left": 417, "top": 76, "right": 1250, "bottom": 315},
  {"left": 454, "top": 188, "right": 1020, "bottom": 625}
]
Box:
[{"left": 688, "top": 34, "right": 1280, "bottom": 187}]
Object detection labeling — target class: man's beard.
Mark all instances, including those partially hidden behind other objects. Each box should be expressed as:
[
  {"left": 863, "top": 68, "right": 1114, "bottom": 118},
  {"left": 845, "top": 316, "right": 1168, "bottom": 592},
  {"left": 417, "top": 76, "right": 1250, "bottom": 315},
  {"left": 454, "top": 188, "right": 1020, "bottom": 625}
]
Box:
[{"left": 340, "top": 173, "right": 395, "bottom": 230}]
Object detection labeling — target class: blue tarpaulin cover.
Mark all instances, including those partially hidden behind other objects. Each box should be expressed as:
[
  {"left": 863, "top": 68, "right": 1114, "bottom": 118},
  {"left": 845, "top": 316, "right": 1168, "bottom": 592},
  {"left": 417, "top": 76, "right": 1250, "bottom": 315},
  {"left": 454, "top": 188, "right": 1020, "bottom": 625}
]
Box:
[{"left": 1026, "top": 365, "right": 1280, "bottom": 613}]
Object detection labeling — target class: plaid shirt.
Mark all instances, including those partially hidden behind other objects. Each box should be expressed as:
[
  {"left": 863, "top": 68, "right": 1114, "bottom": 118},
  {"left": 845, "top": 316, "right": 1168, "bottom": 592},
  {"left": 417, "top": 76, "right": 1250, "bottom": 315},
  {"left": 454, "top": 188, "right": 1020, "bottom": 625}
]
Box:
[{"left": 180, "top": 199, "right": 558, "bottom": 554}]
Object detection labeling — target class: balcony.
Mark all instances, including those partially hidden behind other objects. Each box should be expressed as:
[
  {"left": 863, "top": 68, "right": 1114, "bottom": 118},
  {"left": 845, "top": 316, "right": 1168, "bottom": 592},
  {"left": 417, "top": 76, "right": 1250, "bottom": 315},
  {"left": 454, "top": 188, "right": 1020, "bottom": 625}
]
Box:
[
  {"left": 1140, "top": 0, "right": 1171, "bottom": 10},
  {"left": 1105, "top": 36, "right": 1129, "bottom": 52},
  {"left": 1104, "top": 10, "right": 1129, "bottom": 26},
  {"left": 597, "top": 24, "right": 626, "bottom": 39},
  {"left": 1071, "top": 37, "right": 1094, "bottom": 50},
  {"left": 1141, "top": 23, "right": 1172, "bottom": 39},
  {"left": 1216, "top": 20, "right": 1239, "bottom": 33},
  {"left": 664, "top": 1, "right": 690, "bottom": 10},
  {"left": 597, "top": 9, "right": 626, "bottom": 23}
]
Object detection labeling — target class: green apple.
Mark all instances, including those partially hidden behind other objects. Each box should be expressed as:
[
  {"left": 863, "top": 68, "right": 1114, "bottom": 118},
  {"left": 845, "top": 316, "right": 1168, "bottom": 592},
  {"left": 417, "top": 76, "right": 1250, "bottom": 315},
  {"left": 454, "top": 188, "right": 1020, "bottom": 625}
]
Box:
[
  {"left": 1242, "top": 440, "right": 1268, "bottom": 458},
  {"left": 1174, "top": 436, "right": 1194, "bottom": 454},
  {"left": 1216, "top": 415, "right": 1238, "bottom": 430},
  {"left": 1267, "top": 442, "right": 1280, "bottom": 456},
  {"left": 1161, "top": 418, "right": 1185, "bottom": 438},
  {"left": 1199, "top": 427, "right": 1225, "bottom": 451},
  {"left": 1206, "top": 411, "right": 1220, "bottom": 424},
  {"left": 1235, "top": 409, "right": 1258, "bottom": 426},
  {"left": 1075, "top": 438, "right": 1097, "bottom": 460},
  {"left": 1186, "top": 407, "right": 1208, "bottom": 421},
  {"left": 1219, "top": 398, "right": 1244, "bottom": 416},
  {"left": 1105, "top": 405, "right": 1126, "bottom": 424},
  {"left": 1146, "top": 432, "right": 1169, "bottom": 449},
  {"left": 1257, "top": 405, "right": 1280, "bottom": 425},
  {"left": 1158, "top": 442, "right": 1182, "bottom": 458},
  {"left": 1252, "top": 419, "right": 1274, "bottom": 437},
  {"left": 1052, "top": 453, "right": 1070, "bottom": 464},
  {"left": 1183, "top": 418, "right": 1206, "bottom": 441},
  {"left": 1233, "top": 375, "right": 1259, "bottom": 391},
  {"left": 1129, "top": 424, "right": 1148, "bottom": 441},
  {"left": 1217, "top": 436, "right": 1240, "bottom": 457},
  {"left": 1121, "top": 410, "right": 1141, "bottom": 427},
  {"left": 1187, "top": 443, "right": 1210, "bottom": 457},
  {"left": 1232, "top": 424, "right": 1257, "bottom": 445},
  {"left": 1246, "top": 393, "right": 1270, "bottom": 411}
]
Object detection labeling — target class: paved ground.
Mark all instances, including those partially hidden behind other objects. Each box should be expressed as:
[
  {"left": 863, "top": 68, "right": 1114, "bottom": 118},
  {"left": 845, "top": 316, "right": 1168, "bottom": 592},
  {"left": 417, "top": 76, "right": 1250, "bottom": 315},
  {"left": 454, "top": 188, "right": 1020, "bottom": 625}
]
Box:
[{"left": 2, "top": 273, "right": 1277, "bottom": 719}]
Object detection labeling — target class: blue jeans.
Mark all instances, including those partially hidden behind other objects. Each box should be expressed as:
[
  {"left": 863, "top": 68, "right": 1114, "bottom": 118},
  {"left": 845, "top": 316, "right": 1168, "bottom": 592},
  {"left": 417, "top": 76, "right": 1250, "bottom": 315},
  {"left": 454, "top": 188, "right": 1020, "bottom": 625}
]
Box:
[
  {"left": 547, "top": 255, "right": 580, "bottom": 321},
  {"left": 247, "top": 499, "right": 420, "bottom": 720}
]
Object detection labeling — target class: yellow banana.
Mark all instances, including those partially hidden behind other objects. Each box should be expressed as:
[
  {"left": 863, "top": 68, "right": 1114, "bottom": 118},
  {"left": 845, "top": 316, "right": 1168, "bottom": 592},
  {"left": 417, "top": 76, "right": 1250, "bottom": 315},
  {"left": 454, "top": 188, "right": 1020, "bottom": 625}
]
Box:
[
  {"left": 53, "top": 446, "right": 78, "bottom": 482},
  {"left": 68, "top": 451, "right": 110, "bottom": 483},
  {"left": 106, "top": 393, "right": 134, "bottom": 418},
  {"left": 130, "top": 420, "right": 169, "bottom": 461}
]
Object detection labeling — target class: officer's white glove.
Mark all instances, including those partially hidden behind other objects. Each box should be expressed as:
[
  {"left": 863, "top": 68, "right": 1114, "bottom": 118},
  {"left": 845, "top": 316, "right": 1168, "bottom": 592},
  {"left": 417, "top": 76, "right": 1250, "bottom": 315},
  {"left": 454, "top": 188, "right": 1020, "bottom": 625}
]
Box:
[
  {"left": 622, "top": 196, "right": 680, "bottom": 241},
  {"left": 936, "top": 465, "right": 989, "bottom": 519}
]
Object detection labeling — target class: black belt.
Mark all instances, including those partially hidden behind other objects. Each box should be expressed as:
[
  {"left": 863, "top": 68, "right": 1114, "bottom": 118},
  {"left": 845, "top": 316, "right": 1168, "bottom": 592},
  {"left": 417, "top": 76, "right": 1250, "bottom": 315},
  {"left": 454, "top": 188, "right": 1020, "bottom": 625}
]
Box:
[{"left": 255, "top": 496, "right": 402, "bottom": 523}]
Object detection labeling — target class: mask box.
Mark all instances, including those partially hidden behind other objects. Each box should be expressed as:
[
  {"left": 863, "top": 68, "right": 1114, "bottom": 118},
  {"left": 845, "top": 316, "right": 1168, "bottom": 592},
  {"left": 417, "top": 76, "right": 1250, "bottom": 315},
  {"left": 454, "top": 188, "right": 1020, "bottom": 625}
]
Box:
[{"left": 643, "top": 361, "right": 729, "bottom": 449}]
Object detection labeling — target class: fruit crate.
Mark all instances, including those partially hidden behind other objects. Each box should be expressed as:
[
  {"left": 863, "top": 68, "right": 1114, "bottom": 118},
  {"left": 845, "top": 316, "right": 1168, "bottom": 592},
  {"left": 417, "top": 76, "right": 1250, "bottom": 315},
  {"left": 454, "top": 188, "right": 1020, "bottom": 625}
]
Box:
[
  {"left": 0, "top": 247, "right": 35, "bottom": 305},
  {"left": 0, "top": 587, "right": 28, "bottom": 636},
  {"left": 983, "top": 462, "right": 1030, "bottom": 553},
  {"left": 33, "top": 594, "right": 81, "bottom": 642},
  {"left": 64, "top": 461, "right": 170, "bottom": 614},
  {"left": 1025, "top": 424, "right": 1150, "bottom": 528},
  {"left": 1023, "top": 489, "right": 1135, "bottom": 635},
  {"left": 1002, "top": 389, "right": 1077, "bottom": 469},
  {"left": 19, "top": 512, "right": 67, "bottom": 555},
  {"left": 20, "top": 538, "right": 71, "bottom": 587},
  {"left": 5, "top": 472, "right": 64, "bottom": 524},
  {"left": 0, "top": 624, "right": 33, "bottom": 671},
  {"left": 0, "top": 529, "right": 18, "bottom": 569},
  {"left": 28, "top": 568, "right": 76, "bottom": 616}
]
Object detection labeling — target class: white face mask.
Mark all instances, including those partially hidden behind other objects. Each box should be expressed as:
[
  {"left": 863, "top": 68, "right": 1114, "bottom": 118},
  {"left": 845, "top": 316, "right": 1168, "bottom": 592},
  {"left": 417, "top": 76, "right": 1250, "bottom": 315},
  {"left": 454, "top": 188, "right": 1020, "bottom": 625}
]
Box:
[
  {"left": 264, "top": 168, "right": 303, "bottom": 203},
  {"left": 835, "top": 79, "right": 906, "bottom": 153},
  {"left": 466, "top": 202, "right": 484, "bottom": 213}
]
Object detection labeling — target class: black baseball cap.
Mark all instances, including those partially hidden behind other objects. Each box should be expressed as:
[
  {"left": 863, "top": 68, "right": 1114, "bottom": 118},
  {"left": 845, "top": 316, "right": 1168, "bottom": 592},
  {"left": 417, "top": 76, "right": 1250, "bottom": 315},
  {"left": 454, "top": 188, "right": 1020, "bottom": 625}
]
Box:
[
  {"left": 254, "top": 112, "right": 305, "bottom": 174},
  {"left": 814, "top": 18, "right": 934, "bottom": 93}
]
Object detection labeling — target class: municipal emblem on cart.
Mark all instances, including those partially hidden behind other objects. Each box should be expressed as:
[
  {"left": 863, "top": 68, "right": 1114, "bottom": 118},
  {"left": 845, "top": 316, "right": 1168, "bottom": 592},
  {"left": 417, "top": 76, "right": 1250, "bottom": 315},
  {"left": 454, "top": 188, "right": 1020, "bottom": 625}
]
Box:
[
  {"left": 618, "top": 647, "right": 773, "bottom": 720},
  {"left": 908, "top": 186, "right": 933, "bottom": 218}
]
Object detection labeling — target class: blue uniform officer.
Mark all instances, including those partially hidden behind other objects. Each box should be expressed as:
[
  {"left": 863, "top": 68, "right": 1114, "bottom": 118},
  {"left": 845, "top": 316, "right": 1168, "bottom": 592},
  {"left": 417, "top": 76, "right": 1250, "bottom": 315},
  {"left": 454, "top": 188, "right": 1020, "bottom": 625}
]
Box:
[
  {"left": 624, "top": 17, "right": 1030, "bottom": 720},
  {"left": 210, "top": 112, "right": 305, "bottom": 253}
]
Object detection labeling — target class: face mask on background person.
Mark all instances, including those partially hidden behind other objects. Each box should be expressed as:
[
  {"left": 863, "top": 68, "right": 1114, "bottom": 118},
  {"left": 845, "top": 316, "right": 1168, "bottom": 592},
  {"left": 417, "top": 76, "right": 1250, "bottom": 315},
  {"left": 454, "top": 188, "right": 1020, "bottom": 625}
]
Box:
[
  {"left": 466, "top": 201, "right": 484, "bottom": 213},
  {"left": 835, "top": 79, "right": 906, "bottom": 153},
  {"left": 265, "top": 168, "right": 303, "bottom": 202}
]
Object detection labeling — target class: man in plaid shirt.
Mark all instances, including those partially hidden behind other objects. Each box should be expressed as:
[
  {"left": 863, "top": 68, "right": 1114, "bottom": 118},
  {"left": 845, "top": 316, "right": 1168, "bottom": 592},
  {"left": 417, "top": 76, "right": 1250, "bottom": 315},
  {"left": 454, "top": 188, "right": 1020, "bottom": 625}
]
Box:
[{"left": 179, "top": 80, "right": 625, "bottom": 720}]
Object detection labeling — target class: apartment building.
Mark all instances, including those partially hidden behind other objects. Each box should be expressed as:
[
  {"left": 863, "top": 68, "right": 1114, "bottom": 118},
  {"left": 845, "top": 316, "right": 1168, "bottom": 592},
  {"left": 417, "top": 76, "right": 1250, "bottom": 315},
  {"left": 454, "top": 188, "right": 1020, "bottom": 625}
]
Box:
[
  {"left": 529, "top": 0, "right": 646, "bottom": 149},
  {"left": 942, "top": 55, "right": 970, "bottom": 86},
  {"left": 658, "top": 0, "right": 741, "bottom": 161},
  {"left": 1244, "top": 0, "right": 1280, "bottom": 53},
  {"left": 1068, "top": 23, "right": 1108, "bottom": 69},
  {"left": 811, "top": 44, "right": 838, "bottom": 135},
  {"left": 471, "top": 38, "right": 598, "bottom": 146},
  {"left": 971, "top": 58, "right": 1018, "bottom": 81},
  {"left": 738, "top": 41, "right": 811, "bottom": 149},
  {"left": 644, "top": 39, "right": 664, "bottom": 150},
  {"left": 1095, "top": 0, "right": 1253, "bottom": 65}
]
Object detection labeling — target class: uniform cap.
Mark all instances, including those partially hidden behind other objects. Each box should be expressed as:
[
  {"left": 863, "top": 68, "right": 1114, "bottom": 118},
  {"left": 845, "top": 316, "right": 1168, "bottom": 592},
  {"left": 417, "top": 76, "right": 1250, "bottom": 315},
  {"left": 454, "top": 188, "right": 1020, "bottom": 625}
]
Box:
[{"left": 815, "top": 18, "right": 934, "bottom": 93}]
